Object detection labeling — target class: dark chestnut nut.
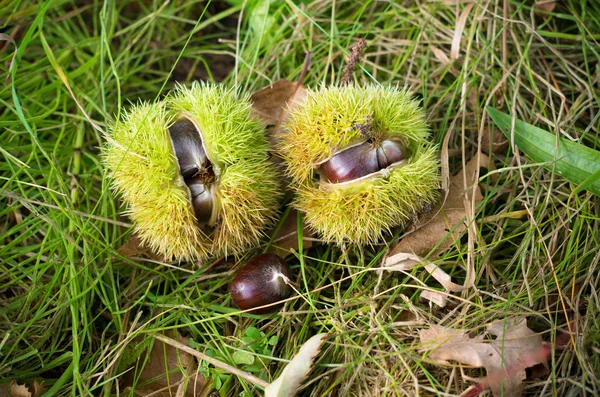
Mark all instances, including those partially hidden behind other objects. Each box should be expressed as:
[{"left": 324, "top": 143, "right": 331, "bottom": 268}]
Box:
[
  {"left": 187, "top": 179, "right": 213, "bottom": 224},
  {"left": 168, "top": 118, "right": 216, "bottom": 225},
  {"left": 169, "top": 118, "right": 209, "bottom": 180},
  {"left": 229, "top": 253, "right": 292, "bottom": 314},
  {"left": 317, "top": 139, "right": 405, "bottom": 184}
]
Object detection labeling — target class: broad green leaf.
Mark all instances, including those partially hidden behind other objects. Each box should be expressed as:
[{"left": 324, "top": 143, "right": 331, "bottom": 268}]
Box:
[
  {"left": 232, "top": 350, "right": 255, "bottom": 365},
  {"left": 487, "top": 107, "right": 600, "bottom": 196},
  {"left": 246, "top": 326, "right": 262, "bottom": 340}
]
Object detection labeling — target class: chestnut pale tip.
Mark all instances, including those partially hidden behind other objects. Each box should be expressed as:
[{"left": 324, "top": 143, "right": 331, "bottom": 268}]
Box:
[{"left": 229, "top": 253, "right": 293, "bottom": 314}]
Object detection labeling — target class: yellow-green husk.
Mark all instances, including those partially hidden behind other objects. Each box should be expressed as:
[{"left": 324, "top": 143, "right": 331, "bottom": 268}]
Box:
[
  {"left": 103, "top": 83, "right": 281, "bottom": 261},
  {"left": 280, "top": 85, "right": 440, "bottom": 245}
]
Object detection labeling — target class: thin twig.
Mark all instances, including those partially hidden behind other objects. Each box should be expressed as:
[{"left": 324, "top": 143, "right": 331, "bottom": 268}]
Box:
[{"left": 153, "top": 333, "right": 270, "bottom": 389}]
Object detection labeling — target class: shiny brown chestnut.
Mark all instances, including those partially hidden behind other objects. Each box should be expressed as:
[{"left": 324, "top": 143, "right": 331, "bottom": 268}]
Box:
[
  {"left": 168, "top": 119, "right": 215, "bottom": 225},
  {"left": 229, "top": 253, "right": 292, "bottom": 314},
  {"left": 317, "top": 139, "right": 405, "bottom": 184}
]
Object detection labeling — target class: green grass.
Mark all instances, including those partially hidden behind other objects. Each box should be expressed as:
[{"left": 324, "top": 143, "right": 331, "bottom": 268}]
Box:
[{"left": 1, "top": 0, "right": 599, "bottom": 396}]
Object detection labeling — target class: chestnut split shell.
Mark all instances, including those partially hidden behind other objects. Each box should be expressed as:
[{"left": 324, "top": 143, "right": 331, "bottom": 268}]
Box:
[
  {"left": 229, "top": 253, "right": 292, "bottom": 314},
  {"left": 168, "top": 118, "right": 216, "bottom": 226},
  {"left": 317, "top": 139, "right": 405, "bottom": 184}
]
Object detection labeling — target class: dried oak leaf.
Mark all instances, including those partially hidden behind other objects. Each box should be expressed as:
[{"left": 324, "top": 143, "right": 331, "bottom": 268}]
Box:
[
  {"left": 386, "top": 153, "right": 489, "bottom": 258},
  {"left": 419, "top": 317, "right": 547, "bottom": 397},
  {"left": 121, "top": 332, "right": 205, "bottom": 397},
  {"left": 0, "top": 380, "right": 46, "bottom": 397}
]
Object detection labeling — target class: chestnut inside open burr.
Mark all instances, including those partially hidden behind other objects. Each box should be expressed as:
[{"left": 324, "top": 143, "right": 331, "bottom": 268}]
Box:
[
  {"left": 168, "top": 118, "right": 216, "bottom": 225},
  {"left": 317, "top": 139, "right": 406, "bottom": 184}
]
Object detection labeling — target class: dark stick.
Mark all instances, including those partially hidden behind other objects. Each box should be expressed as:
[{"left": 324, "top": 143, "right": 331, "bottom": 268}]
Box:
[{"left": 340, "top": 38, "right": 367, "bottom": 86}]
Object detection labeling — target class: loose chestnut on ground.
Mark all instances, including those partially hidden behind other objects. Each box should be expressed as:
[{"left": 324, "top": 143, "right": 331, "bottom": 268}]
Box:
[
  {"left": 229, "top": 253, "right": 293, "bottom": 314},
  {"left": 103, "top": 83, "right": 281, "bottom": 262},
  {"left": 279, "top": 85, "right": 440, "bottom": 245}
]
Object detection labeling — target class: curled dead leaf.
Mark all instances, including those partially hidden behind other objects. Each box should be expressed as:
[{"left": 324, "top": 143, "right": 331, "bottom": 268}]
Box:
[
  {"left": 534, "top": 1, "right": 556, "bottom": 17},
  {"left": 265, "top": 333, "right": 327, "bottom": 397},
  {"left": 0, "top": 380, "right": 45, "bottom": 397},
  {"left": 383, "top": 253, "right": 464, "bottom": 292},
  {"left": 420, "top": 290, "right": 448, "bottom": 308},
  {"left": 250, "top": 79, "right": 308, "bottom": 140},
  {"left": 481, "top": 127, "right": 509, "bottom": 155},
  {"left": 420, "top": 317, "right": 548, "bottom": 397}
]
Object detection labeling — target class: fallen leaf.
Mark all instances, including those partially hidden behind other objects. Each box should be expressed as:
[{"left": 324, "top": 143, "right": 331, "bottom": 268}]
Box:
[
  {"left": 383, "top": 253, "right": 464, "bottom": 292},
  {"left": 386, "top": 153, "right": 489, "bottom": 258},
  {"left": 268, "top": 209, "right": 314, "bottom": 257},
  {"left": 5, "top": 381, "right": 30, "bottom": 397},
  {"left": 382, "top": 252, "right": 421, "bottom": 271},
  {"left": 28, "top": 381, "right": 45, "bottom": 397},
  {"left": 117, "top": 235, "right": 169, "bottom": 262},
  {"left": 250, "top": 79, "right": 308, "bottom": 192},
  {"left": 251, "top": 80, "right": 300, "bottom": 125},
  {"left": 121, "top": 332, "right": 206, "bottom": 397},
  {"left": 264, "top": 333, "right": 327, "bottom": 397},
  {"left": 481, "top": 127, "right": 508, "bottom": 155},
  {"left": 420, "top": 317, "right": 547, "bottom": 397},
  {"left": 420, "top": 290, "right": 448, "bottom": 308},
  {"left": 534, "top": 1, "right": 556, "bottom": 16},
  {"left": 250, "top": 79, "right": 308, "bottom": 140}
]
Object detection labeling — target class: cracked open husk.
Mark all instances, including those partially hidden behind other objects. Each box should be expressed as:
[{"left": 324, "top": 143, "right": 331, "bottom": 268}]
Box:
[
  {"left": 279, "top": 85, "right": 440, "bottom": 245},
  {"left": 103, "top": 82, "right": 281, "bottom": 262}
]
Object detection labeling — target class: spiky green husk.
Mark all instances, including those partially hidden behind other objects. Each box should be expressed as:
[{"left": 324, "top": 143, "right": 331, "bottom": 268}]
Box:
[
  {"left": 295, "top": 148, "right": 439, "bottom": 244},
  {"left": 103, "top": 102, "right": 209, "bottom": 261},
  {"left": 281, "top": 85, "right": 431, "bottom": 183},
  {"left": 168, "top": 82, "right": 270, "bottom": 167},
  {"left": 281, "top": 85, "right": 440, "bottom": 244},
  {"left": 213, "top": 160, "right": 281, "bottom": 256},
  {"left": 168, "top": 82, "right": 282, "bottom": 257},
  {"left": 104, "top": 84, "right": 282, "bottom": 262}
]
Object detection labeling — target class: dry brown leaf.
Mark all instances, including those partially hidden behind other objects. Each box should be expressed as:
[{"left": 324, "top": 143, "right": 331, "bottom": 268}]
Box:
[
  {"left": 251, "top": 80, "right": 299, "bottom": 125},
  {"left": 250, "top": 79, "right": 308, "bottom": 139},
  {"left": 265, "top": 333, "right": 327, "bottom": 397},
  {"left": 250, "top": 80, "right": 308, "bottom": 128},
  {"left": 28, "top": 381, "right": 45, "bottom": 397},
  {"left": 534, "top": 1, "right": 556, "bottom": 16},
  {"left": 268, "top": 209, "right": 314, "bottom": 257},
  {"left": 117, "top": 235, "right": 169, "bottom": 262},
  {"left": 250, "top": 79, "right": 308, "bottom": 192},
  {"left": 420, "top": 317, "right": 547, "bottom": 397},
  {"left": 5, "top": 381, "right": 30, "bottom": 397},
  {"left": 383, "top": 253, "right": 464, "bottom": 292},
  {"left": 481, "top": 127, "right": 508, "bottom": 155},
  {"left": 420, "top": 290, "right": 448, "bottom": 308},
  {"left": 121, "top": 332, "right": 206, "bottom": 397},
  {"left": 386, "top": 153, "right": 489, "bottom": 258}
]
